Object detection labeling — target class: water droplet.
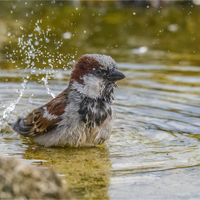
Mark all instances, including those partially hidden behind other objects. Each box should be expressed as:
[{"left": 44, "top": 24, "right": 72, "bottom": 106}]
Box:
[
  {"left": 34, "top": 41, "right": 39, "bottom": 46},
  {"left": 63, "top": 32, "right": 71, "bottom": 39},
  {"left": 168, "top": 24, "right": 178, "bottom": 32},
  {"left": 132, "top": 46, "right": 148, "bottom": 54},
  {"left": 45, "top": 38, "right": 50, "bottom": 43}
]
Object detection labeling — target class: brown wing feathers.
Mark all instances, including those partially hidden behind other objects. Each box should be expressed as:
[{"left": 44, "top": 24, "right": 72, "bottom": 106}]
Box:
[{"left": 12, "top": 97, "right": 66, "bottom": 137}]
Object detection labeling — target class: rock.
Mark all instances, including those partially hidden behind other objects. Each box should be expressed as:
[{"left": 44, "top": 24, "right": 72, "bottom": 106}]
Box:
[{"left": 0, "top": 156, "right": 73, "bottom": 199}]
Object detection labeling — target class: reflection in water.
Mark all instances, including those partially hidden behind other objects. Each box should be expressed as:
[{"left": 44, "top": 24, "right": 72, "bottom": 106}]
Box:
[
  {"left": 23, "top": 144, "right": 111, "bottom": 199},
  {"left": 0, "top": 127, "right": 111, "bottom": 199}
]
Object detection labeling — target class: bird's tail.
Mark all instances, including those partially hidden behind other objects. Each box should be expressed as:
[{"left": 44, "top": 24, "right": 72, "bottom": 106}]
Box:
[
  {"left": 8, "top": 122, "right": 14, "bottom": 127},
  {"left": 11, "top": 118, "right": 33, "bottom": 137}
]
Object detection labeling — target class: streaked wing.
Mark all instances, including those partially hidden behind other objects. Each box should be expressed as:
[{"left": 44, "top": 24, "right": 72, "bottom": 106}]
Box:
[{"left": 12, "top": 98, "right": 66, "bottom": 137}]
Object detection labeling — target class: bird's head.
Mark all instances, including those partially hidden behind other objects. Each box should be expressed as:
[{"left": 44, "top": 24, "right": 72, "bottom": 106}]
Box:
[{"left": 69, "top": 54, "right": 125, "bottom": 99}]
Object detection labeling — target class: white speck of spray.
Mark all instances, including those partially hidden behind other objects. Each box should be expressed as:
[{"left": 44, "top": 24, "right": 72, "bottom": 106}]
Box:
[
  {"left": 168, "top": 24, "right": 178, "bottom": 32},
  {"left": 45, "top": 37, "right": 50, "bottom": 43},
  {"left": 34, "top": 41, "right": 39, "bottom": 46},
  {"left": 133, "top": 12, "right": 136, "bottom": 15},
  {"left": 62, "top": 32, "right": 72, "bottom": 39},
  {"left": 132, "top": 46, "right": 148, "bottom": 54},
  {"left": 84, "top": 30, "right": 86, "bottom": 33},
  {"left": 34, "top": 25, "right": 41, "bottom": 33}
]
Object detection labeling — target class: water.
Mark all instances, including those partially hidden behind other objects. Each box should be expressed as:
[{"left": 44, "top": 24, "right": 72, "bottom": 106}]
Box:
[
  {"left": 0, "top": 2, "right": 200, "bottom": 199},
  {"left": 1, "top": 62, "right": 200, "bottom": 199}
]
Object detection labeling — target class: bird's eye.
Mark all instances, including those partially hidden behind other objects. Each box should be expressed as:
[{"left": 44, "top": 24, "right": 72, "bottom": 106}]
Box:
[
  {"left": 95, "top": 69, "right": 103, "bottom": 76},
  {"left": 95, "top": 69, "right": 109, "bottom": 78}
]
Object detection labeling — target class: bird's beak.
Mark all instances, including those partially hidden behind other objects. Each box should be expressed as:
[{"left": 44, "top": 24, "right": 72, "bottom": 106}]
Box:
[{"left": 107, "top": 69, "right": 126, "bottom": 82}]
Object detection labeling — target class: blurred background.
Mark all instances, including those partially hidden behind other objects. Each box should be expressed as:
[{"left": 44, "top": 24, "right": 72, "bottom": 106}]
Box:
[
  {"left": 1, "top": 1, "right": 200, "bottom": 199},
  {"left": 1, "top": 0, "right": 200, "bottom": 68}
]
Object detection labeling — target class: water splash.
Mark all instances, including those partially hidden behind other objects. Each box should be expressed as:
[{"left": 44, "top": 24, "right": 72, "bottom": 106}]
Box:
[
  {"left": 1, "top": 19, "right": 71, "bottom": 128},
  {"left": 0, "top": 95, "right": 6, "bottom": 110},
  {"left": 3, "top": 79, "right": 28, "bottom": 120},
  {"left": 41, "top": 74, "right": 55, "bottom": 98},
  {"left": 0, "top": 79, "right": 28, "bottom": 131}
]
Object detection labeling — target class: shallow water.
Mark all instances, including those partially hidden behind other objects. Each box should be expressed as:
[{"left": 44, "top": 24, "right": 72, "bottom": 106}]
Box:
[
  {"left": 0, "top": 2, "right": 200, "bottom": 199},
  {"left": 1, "top": 62, "right": 200, "bottom": 199}
]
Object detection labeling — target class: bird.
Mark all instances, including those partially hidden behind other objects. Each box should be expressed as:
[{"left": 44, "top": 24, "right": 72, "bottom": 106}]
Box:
[{"left": 11, "top": 54, "right": 125, "bottom": 147}]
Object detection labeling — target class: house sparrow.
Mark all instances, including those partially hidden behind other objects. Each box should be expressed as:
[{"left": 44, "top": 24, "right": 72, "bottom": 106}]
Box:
[{"left": 12, "top": 54, "right": 125, "bottom": 147}]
